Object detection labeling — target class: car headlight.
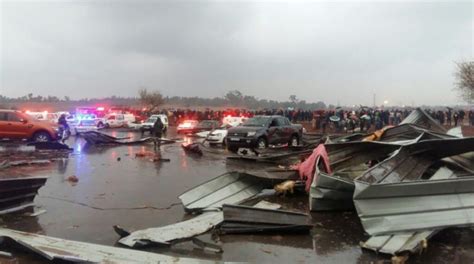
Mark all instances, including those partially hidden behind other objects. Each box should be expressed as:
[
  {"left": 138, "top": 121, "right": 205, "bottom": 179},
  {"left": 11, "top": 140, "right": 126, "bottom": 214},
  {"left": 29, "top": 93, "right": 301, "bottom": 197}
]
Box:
[{"left": 247, "top": 131, "right": 256, "bottom": 137}]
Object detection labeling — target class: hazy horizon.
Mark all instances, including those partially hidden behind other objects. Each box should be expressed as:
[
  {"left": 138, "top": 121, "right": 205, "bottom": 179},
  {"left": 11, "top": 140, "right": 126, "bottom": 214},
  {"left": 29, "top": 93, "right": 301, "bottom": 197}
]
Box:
[{"left": 1, "top": 1, "right": 472, "bottom": 106}]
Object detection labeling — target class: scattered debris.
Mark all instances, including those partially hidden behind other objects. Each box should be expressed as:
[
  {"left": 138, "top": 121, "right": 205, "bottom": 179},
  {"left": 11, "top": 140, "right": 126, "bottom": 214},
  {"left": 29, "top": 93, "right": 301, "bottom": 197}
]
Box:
[
  {"left": 274, "top": 180, "right": 296, "bottom": 196},
  {"left": 23, "top": 209, "right": 47, "bottom": 217},
  {"left": 178, "top": 172, "right": 273, "bottom": 213},
  {"left": 67, "top": 175, "right": 79, "bottom": 183},
  {"left": 118, "top": 211, "right": 223, "bottom": 247},
  {"left": 361, "top": 230, "right": 437, "bottom": 256},
  {"left": 81, "top": 131, "right": 175, "bottom": 146},
  {"left": 181, "top": 143, "right": 203, "bottom": 155},
  {"left": 354, "top": 138, "right": 474, "bottom": 236},
  {"left": 191, "top": 237, "right": 223, "bottom": 253},
  {"left": 117, "top": 200, "right": 281, "bottom": 248},
  {"left": 135, "top": 151, "right": 156, "bottom": 157},
  {"left": 220, "top": 204, "right": 313, "bottom": 234},
  {"left": 0, "top": 228, "right": 211, "bottom": 263},
  {"left": 26, "top": 141, "right": 72, "bottom": 150},
  {"left": 0, "top": 177, "right": 48, "bottom": 215}
]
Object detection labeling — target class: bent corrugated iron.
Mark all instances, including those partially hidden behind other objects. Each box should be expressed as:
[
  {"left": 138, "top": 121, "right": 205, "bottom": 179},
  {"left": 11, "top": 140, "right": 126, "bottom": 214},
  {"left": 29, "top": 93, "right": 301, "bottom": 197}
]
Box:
[
  {"left": 0, "top": 177, "right": 48, "bottom": 214},
  {"left": 178, "top": 172, "right": 273, "bottom": 213},
  {"left": 354, "top": 137, "right": 474, "bottom": 236},
  {"left": 220, "top": 204, "right": 312, "bottom": 234},
  {"left": 0, "top": 228, "right": 211, "bottom": 263}
]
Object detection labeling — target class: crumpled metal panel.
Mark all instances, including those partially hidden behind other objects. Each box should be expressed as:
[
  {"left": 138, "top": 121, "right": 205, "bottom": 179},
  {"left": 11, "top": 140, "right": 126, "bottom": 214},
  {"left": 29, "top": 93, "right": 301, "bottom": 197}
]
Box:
[
  {"left": 354, "top": 138, "right": 474, "bottom": 236},
  {"left": 178, "top": 172, "right": 269, "bottom": 212},
  {"left": 0, "top": 228, "right": 210, "bottom": 263},
  {"left": 119, "top": 212, "right": 223, "bottom": 247},
  {"left": 400, "top": 108, "right": 446, "bottom": 134},
  {"left": 356, "top": 138, "right": 474, "bottom": 184},
  {"left": 309, "top": 142, "right": 399, "bottom": 211},
  {"left": 379, "top": 124, "right": 454, "bottom": 144},
  {"left": 118, "top": 200, "right": 281, "bottom": 248},
  {"left": 0, "top": 177, "right": 48, "bottom": 214},
  {"left": 362, "top": 230, "right": 437, "bottom": 255}
]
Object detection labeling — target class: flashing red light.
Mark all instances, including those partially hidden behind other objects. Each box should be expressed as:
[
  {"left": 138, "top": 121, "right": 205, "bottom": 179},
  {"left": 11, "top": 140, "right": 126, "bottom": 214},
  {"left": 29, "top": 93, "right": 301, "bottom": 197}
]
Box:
[{"left": 97, "top": 107, "right": 105, "bottom": 111}]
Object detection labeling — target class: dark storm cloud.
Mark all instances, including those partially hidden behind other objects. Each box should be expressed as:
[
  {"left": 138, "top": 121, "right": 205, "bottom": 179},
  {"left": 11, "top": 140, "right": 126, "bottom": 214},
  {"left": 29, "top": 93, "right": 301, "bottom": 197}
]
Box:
[{"left": 1, "top": 1, "right": 472, "bottom": 105}]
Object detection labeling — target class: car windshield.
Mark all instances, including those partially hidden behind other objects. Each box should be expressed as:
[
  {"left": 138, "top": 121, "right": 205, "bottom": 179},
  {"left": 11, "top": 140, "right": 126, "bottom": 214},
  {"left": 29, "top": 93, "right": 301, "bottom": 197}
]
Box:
[
  {"left": 146, "top": 117, "right": 157, "bottom": 123},
  {"left": 242, "top": 117, "right": 270, "bottom": 127},
  {"left": 199, "top": 121, "right": 214, "bottom": 127}
]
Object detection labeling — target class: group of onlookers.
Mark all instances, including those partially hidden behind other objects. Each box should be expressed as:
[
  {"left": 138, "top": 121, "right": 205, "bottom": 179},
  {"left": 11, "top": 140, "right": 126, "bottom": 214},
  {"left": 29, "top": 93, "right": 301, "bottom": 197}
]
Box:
[{"left": 148, "top": 107, "right": 474, "bottom": 132}]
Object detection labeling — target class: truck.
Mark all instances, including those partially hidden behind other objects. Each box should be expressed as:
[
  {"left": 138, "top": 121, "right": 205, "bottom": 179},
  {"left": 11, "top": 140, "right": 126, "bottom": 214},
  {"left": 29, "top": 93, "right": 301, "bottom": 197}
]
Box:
[
  {"left": 225, "top": 115, "right": 303, "bottom": 152},
  {"left": 97, "top": 114, "right": 135, "bottom": 128}
]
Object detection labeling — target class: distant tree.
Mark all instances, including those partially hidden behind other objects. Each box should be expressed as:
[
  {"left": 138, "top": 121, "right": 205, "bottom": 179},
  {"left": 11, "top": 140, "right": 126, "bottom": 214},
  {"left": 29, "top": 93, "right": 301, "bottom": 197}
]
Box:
[
  {"left": 225, "top": 90, "right": 243, "bottom": 106},
  {"left": 139, "top": 88, "right": 164, "bottom": 112},
  {"left": 64, "top": 96, "right": 70, "bottom": 102},
  {"left": 289, "top": 95, "right": 299, "bottom": 105},
  {"left": 454, "top": 61, "right": 474, "bottom": 103}
]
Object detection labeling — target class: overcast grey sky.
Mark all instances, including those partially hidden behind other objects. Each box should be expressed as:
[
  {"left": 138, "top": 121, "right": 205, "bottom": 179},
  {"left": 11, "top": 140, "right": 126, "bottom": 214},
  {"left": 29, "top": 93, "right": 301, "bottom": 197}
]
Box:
[{"left": 1, "top": 0, "right": 472, "bottom": 106}]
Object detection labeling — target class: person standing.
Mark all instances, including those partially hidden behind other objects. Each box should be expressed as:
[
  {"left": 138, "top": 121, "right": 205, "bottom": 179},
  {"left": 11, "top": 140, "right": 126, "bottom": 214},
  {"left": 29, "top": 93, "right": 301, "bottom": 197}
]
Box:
[{"left": 153, "top": 117, "right": 164, "bottom": 148}]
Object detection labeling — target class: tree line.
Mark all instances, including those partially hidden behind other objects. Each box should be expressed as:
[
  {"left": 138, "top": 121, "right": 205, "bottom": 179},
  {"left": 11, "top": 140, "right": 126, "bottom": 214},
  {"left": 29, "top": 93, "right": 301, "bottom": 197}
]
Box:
[{"left": 0, "top": 90, "right": 328, "bottom": 110}]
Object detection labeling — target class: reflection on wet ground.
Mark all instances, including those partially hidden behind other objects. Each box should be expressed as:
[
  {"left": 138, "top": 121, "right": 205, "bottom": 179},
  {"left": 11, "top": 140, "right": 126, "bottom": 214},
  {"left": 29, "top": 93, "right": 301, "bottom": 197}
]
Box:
[{"left": 0, "top": 128, "right": 473, "bottom": 263}]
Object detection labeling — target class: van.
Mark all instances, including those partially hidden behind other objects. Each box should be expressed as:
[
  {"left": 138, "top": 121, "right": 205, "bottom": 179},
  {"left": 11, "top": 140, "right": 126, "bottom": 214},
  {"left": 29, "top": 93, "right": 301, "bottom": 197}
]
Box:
[{"left": 98, "top": 114, "right": 136, "bottom": 128}]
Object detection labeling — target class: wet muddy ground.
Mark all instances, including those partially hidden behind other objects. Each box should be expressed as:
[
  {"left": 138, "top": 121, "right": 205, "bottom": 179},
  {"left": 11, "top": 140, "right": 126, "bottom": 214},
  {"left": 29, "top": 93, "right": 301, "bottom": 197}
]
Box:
[{"left": 1, "top": 128, "right": 474, "bottom": 263}]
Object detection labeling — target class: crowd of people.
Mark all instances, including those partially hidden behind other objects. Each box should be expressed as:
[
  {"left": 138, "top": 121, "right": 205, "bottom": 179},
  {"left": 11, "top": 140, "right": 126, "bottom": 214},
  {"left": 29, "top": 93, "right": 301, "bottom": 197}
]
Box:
[{"left": 152, "top": 107, "right": 474, "bottom": 132}]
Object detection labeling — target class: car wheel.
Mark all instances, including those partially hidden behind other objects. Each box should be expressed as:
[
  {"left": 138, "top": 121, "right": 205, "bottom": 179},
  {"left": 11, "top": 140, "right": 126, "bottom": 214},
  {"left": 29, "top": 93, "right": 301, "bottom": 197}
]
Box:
[
  {"left": 105, "top": 123, "right": 110, "bottom": 129},
  {"left": 32, "top": 131, "right": 51, "bottom": 142},
  {"left": 289, "top": 135, "right": 299, "bottom": 147},
  {"left": 257, "top": 137, "right": 267, "bottom": 149}
]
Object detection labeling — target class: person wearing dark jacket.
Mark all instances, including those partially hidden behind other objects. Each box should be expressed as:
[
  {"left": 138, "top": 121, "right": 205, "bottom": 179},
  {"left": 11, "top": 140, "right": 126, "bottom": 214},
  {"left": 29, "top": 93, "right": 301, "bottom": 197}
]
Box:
[
  {"left": 153, "top": 117, "right": 164, "bottom": 138},
  {"left": 153, "top": 117, "right": 164, "bottom": 149}
]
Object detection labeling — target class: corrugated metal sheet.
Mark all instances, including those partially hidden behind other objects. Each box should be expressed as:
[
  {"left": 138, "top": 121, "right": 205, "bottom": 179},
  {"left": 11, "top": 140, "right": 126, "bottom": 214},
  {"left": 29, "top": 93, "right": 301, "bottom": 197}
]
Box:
[
  {"left": 221, "top": 203, "right": 311, "bottom": 234},
  {"left": 400, "top": 108, "right": 446, "bottom": 133},
  {"left": 0, "top": 228, "right": 212, "bottom": 263},
  {"left": 118, "top": 200, "right": 281, "bottom": 248},
  {"left": 178, "top": 172, "right": 270, "bottom": 212},
  {"left": 309, "top": 142, "right": 399, "bottom": 211},
  {"left": 379, "top": 124, "right": 455, "bottom": 143},
  {"left": 119, "top": 212, "right": 223, "bottom": 247},
  {"left": 0, "top": 177, "right": 48, "bottom": 214},
  {"left": 356, "top": 138, "right": 474, "bottom": 184},
  {"left": 354, "top": 138, "right": 474, "bottom": 236},
  {"left": 362, "top": 230, "right": 437, "bottom": 255}
]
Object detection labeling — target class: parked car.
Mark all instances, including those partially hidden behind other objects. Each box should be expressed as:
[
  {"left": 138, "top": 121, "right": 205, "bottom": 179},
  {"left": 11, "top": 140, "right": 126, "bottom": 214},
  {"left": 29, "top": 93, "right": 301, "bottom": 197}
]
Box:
[
  {"left": 196, "top": 120, "right": 243, "bottom": 146},
  {"left": 97, "top": 114, "right": 135, "bottom": 128},
  {"left": 177, "top": 120, "right": 199, "bottom": 134},
  {"left": 140, "top": 114, "right": 169, "bottom": 135},
  {"left": 226, "top": 115, "right": 303, "bottom": 152},
  {"left": 0, "top": 109, "right": 59, "bottom": 142},
  {"left": 195, "top": 120, "right": 220, "bottom": 133},
  {"left": 222, "top": 116, "right": 248, "bottom": 126},
  {"left": 75, "top": 119, "right": 99, "bottom": 134}
]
